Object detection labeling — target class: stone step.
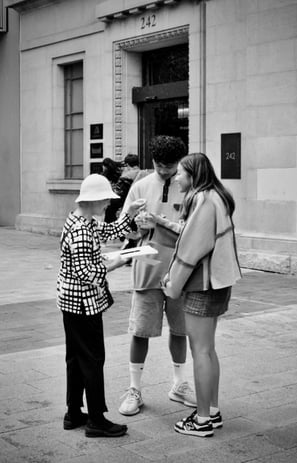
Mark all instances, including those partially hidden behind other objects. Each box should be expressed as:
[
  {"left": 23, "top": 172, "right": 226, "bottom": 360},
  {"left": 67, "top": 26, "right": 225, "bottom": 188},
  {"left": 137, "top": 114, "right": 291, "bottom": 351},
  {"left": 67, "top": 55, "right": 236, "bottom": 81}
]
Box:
[
  {"left": 237, "top": 232, "right": 297, "bottom": 274},
  {"left": 238, "top": 249, "right": 297, "bottom": 275}
]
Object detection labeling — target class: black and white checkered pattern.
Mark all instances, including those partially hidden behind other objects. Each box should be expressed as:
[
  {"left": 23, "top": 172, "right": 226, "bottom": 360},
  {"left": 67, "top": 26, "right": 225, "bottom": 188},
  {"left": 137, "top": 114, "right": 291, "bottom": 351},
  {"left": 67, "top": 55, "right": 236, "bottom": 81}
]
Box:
[{"left": 57, "top": 212, "right": 131, "bottom": 316}]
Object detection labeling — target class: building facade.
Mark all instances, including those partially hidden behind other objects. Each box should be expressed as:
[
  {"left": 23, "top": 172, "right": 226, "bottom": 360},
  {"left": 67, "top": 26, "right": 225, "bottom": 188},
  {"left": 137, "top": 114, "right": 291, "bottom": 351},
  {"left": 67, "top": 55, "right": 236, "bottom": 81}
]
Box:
[{"left": 5, "top": 0, "right": 297, "bottom": 273}]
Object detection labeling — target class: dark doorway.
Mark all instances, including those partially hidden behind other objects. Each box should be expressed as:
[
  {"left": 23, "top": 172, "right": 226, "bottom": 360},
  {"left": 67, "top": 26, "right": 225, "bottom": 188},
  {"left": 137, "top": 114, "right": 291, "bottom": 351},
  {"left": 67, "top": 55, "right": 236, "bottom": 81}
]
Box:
[
  {"left": 132, "top": 43, "right": 189, "bottom": 168},
  {"left": 141, "top": 98, "right": 188, "bottom": 166}
]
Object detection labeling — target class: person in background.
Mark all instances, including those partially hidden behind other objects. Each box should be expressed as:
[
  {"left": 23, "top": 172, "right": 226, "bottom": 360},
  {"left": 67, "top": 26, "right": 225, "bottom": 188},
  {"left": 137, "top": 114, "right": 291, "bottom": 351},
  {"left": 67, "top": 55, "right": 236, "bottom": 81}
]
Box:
[
  {"left": 102, "top": 157, "right": 122, "bottom": 186},
  {"left": 119, "top": 135, "right": 196, "bottom": 417},
  {"left": 102, "top": 158, "right": 122, "bottom": 222},
  {"left": 57, "top": 174, "right": 145, "bottom": 438},
  {"left": 115, "top": 154, "right": 142, "bottom": 254},
  {"left": 120, "top": 154, "right": 141, "bottom": 184},
  {"left": 161, "top": 153, "right": 241, "bottom": 437},
  {"left": 112, "top": 154, "right": 141, "bottom": 212}
]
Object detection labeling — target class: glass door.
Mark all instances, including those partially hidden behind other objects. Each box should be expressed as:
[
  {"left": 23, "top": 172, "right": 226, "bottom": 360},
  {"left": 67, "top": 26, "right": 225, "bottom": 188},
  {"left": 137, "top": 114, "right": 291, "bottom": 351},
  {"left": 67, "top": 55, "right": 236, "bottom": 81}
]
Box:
[{"left": 140, "top": 98, "right": 188, "bottom": 168}]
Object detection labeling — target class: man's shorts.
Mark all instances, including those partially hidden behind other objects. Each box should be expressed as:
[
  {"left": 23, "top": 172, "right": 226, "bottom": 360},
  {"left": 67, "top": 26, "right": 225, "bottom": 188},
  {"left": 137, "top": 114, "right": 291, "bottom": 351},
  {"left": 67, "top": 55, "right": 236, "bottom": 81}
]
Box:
[{"left": 128, "top": 289, "right": 186, "bottom": 338}]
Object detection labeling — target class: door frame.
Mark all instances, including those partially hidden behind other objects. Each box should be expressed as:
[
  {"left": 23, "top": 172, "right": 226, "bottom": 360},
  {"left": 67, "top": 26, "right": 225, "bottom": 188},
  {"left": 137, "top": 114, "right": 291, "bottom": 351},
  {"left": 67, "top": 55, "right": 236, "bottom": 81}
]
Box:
[
  {"left": 132, "top": 81, "right": 188, "bottom": 168},
  {"left": 132, "top": 80, "right": 188, "bottom": 104},
  {"left": 113, "top": 26, "right": 189, "bottom": 160}
]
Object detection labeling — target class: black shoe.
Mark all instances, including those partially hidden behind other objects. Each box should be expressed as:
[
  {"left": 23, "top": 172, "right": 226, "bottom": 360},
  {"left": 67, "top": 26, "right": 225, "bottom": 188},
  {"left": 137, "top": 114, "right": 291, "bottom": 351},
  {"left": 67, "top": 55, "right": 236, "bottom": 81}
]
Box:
[
  {"left": 63, "top": 411, "right": 88, "bottom": 430},
  {"left": 174, "top": 410, "right": 213, "bottom": 437},
  {"left": 85, "top": 417, "right": 128, "bottom": 438}
]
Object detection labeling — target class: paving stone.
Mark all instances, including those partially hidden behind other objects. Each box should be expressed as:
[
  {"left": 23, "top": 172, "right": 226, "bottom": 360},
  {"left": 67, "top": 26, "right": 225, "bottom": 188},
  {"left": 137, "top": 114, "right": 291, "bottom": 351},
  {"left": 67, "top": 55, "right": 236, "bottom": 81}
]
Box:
[
  {"left": 252, "top": 448, "right": 297, "bottom": 463},
  {"left": 60, "top": 447, "right": 149, "bottom": 463},
  {"left": 248, "top": 405, "right": 297, "bottom": 429},
  {"left": 166, "top": 446, "right": 245, "bottom": 463},
  {"left": 219, "top": 433, "right": 285, "bottom": 460},
  {"left": 263, "top": 424, "right": 297, "bottom": 450}
]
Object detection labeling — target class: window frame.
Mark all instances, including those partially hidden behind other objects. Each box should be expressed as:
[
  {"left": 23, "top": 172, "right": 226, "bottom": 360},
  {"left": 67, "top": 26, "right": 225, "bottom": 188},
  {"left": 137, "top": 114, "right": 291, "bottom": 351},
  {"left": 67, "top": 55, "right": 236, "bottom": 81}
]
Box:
[{"left": 63, "top": 61, "right": 84, "bottom": 180}]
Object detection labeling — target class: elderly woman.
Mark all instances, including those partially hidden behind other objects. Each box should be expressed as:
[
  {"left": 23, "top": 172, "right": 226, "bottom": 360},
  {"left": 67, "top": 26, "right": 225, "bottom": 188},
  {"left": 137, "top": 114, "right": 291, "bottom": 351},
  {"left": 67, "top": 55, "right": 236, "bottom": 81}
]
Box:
[{"left": 57, "top": 174, "right": 145, "bottom": 438}]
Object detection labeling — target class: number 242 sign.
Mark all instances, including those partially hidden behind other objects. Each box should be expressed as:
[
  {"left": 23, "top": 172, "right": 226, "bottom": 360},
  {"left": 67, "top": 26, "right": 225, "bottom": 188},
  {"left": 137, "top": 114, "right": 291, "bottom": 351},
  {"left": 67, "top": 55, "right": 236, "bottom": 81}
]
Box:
[
  {"left": 140, "top": 14, "right": 156, "bottom": 29},
  {"left": 221, "top": 133, "right": 241, "bottom": 179}
]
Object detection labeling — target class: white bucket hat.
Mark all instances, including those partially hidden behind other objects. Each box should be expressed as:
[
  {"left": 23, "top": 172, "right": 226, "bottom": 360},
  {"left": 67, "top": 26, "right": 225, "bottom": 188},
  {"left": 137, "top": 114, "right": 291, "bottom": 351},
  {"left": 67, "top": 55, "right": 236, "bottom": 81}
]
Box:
[{"left": 75, "top": 174, "right": 120, "bottom": 203}]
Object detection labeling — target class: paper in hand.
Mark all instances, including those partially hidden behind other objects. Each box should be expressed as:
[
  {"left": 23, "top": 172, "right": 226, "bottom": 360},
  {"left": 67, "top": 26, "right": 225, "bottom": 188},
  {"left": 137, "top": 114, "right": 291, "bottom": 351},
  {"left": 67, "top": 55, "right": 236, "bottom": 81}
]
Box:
[{"left": 103, "top": 245, "right": 159, "bottom": 264}]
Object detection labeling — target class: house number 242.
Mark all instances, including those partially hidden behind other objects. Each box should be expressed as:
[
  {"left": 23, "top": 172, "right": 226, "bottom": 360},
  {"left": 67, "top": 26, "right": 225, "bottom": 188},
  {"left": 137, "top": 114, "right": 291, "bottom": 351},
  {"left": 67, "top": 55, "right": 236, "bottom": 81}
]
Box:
[{"left": 140, "top": 14, "right": 156, "bottom": 29}]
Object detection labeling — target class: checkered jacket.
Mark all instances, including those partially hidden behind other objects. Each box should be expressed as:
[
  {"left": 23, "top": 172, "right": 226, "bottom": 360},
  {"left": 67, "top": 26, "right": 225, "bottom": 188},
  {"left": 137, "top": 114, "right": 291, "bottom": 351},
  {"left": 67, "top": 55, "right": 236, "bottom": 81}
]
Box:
[{"left": 57, "top": 212, "right": 131, "bottom": 315}]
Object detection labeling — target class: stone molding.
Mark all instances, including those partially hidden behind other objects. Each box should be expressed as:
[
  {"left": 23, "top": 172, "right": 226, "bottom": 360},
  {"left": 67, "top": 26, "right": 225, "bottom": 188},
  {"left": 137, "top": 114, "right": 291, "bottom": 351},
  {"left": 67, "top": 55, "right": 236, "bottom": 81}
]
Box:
[
  {"left": 46, "top": 179, "right": 81, "bottom": 194},
  {"left": 113, "top": 25, "right": 189, "bottom": 158},
  {"left": 97, "top": 0, "right": 183, "bottom": 23},
  {"left": 6, "top": 0, "right": 56, "bottom": 13}
]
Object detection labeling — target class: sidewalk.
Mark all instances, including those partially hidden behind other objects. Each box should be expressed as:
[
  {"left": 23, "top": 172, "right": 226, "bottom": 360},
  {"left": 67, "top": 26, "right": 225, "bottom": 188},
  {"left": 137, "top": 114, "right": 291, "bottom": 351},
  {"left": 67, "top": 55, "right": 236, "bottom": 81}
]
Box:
[{"left": 0, "top": 227, "right": 296, "bottom": 462}]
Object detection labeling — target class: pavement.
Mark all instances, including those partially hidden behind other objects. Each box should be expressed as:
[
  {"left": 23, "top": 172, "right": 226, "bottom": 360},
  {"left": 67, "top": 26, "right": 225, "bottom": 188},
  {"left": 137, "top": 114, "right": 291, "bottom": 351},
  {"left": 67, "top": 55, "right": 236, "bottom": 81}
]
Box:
[{"left": 0, "top": 226, "right": 296, "bottom": 463}]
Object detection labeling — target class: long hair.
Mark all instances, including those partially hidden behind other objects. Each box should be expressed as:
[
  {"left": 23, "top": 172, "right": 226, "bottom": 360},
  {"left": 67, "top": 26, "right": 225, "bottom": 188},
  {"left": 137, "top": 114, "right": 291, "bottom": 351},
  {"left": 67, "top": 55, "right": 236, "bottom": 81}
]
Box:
[
  {"left": 102, "top": 158, "right": 121, "bottom": 184},
  {"left": 179, "top": 153, "right": 235, "bottom": 220}
]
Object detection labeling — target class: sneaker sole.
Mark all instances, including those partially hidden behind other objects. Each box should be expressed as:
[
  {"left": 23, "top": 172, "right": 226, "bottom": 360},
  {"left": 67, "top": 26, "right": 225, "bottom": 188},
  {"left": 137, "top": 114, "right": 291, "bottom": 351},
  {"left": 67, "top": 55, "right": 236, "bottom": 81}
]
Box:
[
  {"left": 168, "top": 394, "right": 196, "bottom": 408},
  {"left": 174, "top": 425, "right": 213, "bottom": 437},
  {"left": 118, "top": 401, "right": 144, "bottom": 416},
  {"left": 212, "top": 421, "right": 223, "bottom": 429}
]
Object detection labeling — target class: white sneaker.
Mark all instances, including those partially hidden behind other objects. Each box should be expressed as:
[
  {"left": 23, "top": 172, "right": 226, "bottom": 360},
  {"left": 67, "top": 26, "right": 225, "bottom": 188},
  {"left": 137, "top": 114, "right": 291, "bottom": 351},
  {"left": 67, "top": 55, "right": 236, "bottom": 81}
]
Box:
[
  {"left": 168, "top": 381, "right": 196, "bottom": 407},
  {"left": 119, "top": 387, "right": 144, "bottom": 416}
]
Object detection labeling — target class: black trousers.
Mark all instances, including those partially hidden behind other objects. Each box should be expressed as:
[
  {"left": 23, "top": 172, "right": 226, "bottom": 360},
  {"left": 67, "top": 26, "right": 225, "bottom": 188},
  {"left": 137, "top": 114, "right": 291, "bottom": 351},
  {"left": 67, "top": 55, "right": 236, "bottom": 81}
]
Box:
[{"left": 62, "top": 310, "right": 108, "bottom": 421}]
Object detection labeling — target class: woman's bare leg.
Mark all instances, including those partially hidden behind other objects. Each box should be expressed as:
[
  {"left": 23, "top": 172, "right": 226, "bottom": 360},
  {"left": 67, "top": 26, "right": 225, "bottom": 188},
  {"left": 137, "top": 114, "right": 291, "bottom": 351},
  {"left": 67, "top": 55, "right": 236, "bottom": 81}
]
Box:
[{"left": 185, "top": 313, "right": 218, "bottom": 417}]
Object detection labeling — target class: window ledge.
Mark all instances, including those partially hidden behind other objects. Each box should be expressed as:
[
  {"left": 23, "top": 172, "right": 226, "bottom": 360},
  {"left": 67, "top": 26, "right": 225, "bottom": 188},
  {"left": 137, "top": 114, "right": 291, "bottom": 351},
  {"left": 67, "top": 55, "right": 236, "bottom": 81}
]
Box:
[{"left": 47, "top": 179, "right": 81, "bottom": 194}]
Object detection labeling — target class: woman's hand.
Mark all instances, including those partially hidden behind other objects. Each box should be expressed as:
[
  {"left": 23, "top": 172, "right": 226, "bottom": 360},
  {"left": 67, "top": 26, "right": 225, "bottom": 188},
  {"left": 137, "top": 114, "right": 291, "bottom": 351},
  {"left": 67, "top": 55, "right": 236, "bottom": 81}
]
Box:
[
  {"left": 126, "top": 199, "right": 146, "bottom": 219},
  {"left": 160, "top": 275, "right": 180, "bottom": 299},
  {"left": 103, "top": 254, "right": 128, "bottom": 272},
  {"left": 135, "top": 211, "right": 156, "bottom": 230}
]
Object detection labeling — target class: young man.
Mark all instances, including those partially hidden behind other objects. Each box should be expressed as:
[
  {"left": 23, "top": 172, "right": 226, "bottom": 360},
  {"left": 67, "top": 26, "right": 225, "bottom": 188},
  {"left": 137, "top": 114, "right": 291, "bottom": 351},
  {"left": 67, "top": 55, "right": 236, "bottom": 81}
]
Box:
[{"left": 119, "top": 135, "right": 196, "bottom": 416}]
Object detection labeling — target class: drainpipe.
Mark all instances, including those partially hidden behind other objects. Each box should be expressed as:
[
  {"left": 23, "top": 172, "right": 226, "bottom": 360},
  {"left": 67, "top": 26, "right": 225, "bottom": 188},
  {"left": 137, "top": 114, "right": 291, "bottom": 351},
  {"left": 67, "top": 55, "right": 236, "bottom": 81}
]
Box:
[{"left": 200, "top": 0, "right": 207, "bottom": 153}]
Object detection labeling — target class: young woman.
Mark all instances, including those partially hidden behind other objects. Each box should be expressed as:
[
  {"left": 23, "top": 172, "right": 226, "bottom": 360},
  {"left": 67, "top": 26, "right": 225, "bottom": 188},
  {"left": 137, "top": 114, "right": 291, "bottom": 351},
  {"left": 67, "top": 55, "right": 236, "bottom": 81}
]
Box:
[
  {"left": 57, "top": 174, "right": 145, "bottom": 438},
  {"left": 161, "top": 153, "right": 241, "bottom": 438}
]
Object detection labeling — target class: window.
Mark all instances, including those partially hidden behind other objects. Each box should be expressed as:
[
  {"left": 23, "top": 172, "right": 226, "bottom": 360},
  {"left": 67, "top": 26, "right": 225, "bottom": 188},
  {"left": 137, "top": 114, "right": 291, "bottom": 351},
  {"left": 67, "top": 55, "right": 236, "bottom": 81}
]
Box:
[
  {"left": 142, "top": 43, "right": 189, "bottom": 86},
  {"left": 64, "top": 62, "right": 83, "bottom": 179}
]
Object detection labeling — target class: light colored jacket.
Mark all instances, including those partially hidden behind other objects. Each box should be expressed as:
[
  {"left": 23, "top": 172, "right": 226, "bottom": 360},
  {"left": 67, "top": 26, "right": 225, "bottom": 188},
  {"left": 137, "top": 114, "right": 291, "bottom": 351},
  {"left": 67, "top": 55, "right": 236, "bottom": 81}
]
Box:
[
  {"left": 167, "top": 190, "right": 241, "bottom": 298},
  {"left": 122, "top": 171, "right": 184, "bottom": 289}
]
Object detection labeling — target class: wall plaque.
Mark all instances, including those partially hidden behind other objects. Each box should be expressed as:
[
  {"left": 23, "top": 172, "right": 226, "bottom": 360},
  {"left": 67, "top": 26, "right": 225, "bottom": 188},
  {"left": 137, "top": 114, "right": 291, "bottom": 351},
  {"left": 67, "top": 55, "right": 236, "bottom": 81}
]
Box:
[
  {"left": 90, "top": 123, "right": 103, "bottom": 140},
  {"left": 221, "top": 133, "right": 241, "bottom": 179},
  {"left": 90, "top": 162, "right": 103, "bottom": 174},
  {"left": 90, "top": 143, "right": 103, "bottom": 159}
]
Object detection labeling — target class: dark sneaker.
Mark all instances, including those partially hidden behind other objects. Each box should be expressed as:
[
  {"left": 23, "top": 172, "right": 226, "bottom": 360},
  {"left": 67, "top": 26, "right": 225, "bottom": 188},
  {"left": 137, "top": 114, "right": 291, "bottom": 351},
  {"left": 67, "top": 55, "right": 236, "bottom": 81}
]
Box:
[
  {"left": 174, "top": 411, "right": 213, "bottom": 437},
  {"left": 211, "top": 410, "right": 223, "bottom": 429},
  {"left": 63, "top": 411, "right": 88, "bottom": 430},
  {"left": 85, "top": 418, "right": 127, "bottom": 438}
]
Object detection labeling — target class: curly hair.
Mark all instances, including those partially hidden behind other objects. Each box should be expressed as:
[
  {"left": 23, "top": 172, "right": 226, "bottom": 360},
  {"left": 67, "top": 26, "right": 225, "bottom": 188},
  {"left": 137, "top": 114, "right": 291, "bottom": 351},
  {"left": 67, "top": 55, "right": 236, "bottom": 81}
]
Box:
[{"left": 149, "top": 135, "right": 187, "bottom": 165}]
